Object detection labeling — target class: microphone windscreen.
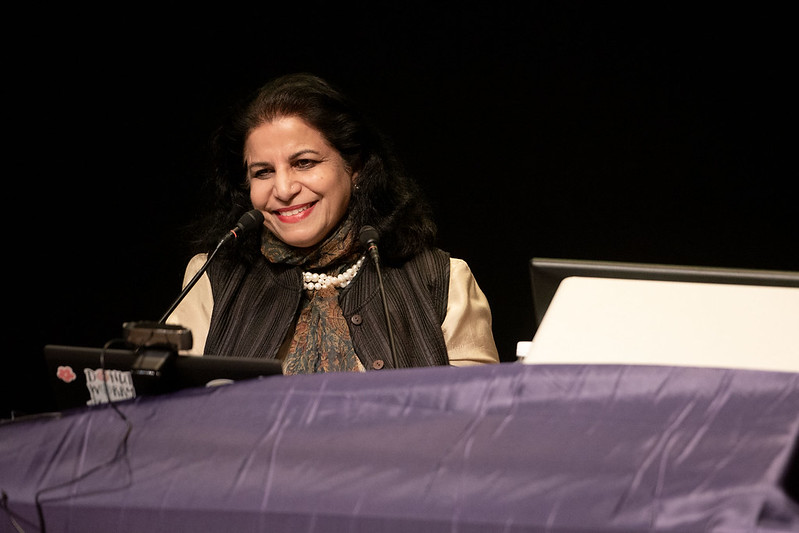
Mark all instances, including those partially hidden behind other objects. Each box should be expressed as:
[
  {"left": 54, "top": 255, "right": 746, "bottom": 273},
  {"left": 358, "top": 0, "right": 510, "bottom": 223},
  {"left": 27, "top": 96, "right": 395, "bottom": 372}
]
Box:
[
  {"left": 359, "top": 225, "right": 379, "bottom": 246},
  {"left": 236, "top": 210, "right": 265, "bottom": 233}
]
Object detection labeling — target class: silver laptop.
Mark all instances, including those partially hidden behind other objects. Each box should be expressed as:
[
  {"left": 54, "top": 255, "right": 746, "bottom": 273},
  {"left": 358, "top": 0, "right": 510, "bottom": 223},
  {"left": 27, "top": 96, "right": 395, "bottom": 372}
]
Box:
[{"left": 524, "top": 259, "right": 799, "bottom": 373}]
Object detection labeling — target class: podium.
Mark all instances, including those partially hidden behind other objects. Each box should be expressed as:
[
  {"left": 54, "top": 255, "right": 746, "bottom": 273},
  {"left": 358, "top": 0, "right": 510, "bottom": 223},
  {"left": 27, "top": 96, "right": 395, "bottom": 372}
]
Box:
[{"left": 1, "top": 363, "right": 797, "bottom": 532}]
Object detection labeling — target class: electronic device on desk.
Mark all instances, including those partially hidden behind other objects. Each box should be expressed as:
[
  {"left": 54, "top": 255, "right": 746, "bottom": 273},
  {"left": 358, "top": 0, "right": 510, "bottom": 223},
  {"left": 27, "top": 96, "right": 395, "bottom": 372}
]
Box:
[
  {"left": 44, "top": 343, "right": 283, "bottom": 411},
  {"left": 42, "top": 210, "right": 284, "bottom": 411},
  {"left": 524, "top": 257, "right": 799, "bottom": 372},
  {"left": 43, "top": 209, "right": 283, "bottom": 412}
]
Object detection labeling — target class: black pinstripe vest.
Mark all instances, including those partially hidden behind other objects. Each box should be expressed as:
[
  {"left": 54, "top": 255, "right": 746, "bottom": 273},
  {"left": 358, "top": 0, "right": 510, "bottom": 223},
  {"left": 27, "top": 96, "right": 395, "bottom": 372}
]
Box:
[{"left": 203, "top": 248, "right": 451, "bottom": 370}]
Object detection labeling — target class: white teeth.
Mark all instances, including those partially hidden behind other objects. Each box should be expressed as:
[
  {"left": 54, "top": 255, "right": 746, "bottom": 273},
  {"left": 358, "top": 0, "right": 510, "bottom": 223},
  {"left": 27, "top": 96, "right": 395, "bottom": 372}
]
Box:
[{"left": 280, "top": 205, "right": 310, "bottom": 216}]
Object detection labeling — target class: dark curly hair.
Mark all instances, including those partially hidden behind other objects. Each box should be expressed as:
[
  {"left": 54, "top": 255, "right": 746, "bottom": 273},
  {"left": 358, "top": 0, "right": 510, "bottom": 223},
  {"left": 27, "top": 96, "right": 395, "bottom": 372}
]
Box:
[{"left": 196, "top": 73, "right": 437, "bottom": 264}]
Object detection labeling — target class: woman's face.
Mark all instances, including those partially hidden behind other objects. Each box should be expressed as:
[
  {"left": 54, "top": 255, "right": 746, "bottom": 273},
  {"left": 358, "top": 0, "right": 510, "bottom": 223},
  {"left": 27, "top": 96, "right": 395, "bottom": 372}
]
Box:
[{"left": 245, "top": 116, "right": 356, "bottom": 248}]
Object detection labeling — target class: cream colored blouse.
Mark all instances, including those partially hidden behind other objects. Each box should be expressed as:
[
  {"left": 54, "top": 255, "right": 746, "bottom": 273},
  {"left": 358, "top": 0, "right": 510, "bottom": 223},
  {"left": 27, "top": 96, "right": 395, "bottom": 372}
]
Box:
[{"left": 167, "top": 255, "right": 500, "bottom": 367}]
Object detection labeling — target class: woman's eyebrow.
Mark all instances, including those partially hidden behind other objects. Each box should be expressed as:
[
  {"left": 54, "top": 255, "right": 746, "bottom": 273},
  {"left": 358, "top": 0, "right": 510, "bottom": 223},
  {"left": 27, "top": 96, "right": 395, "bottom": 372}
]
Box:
[
  {"left": 247, "top": 149, "right": 323, "bottom": 170},
  {"left": 290, "top": 149, "right": 322, "bottom": 159}
]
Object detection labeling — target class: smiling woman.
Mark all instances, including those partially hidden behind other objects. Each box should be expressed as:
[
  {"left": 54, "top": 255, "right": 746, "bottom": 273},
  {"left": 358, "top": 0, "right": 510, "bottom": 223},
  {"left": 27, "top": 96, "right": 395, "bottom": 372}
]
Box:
[
  {"left": 245, "top": 116, "right": 355, "bottom": 249},
  {"left": 166, "top": 73, "right": 499, "bottom": 374}
]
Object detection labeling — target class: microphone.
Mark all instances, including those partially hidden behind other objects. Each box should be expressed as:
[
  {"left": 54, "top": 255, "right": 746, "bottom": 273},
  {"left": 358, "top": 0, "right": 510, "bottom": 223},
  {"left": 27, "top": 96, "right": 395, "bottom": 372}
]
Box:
[
  {"left": 359, "top": 225, "right": 380, "bottom": 265},
  {"left": 218, "top": 209, "right": 265, "bottom": 246},
  {"left": 358, "top": 226, "right": 398, "bottom": 369},
  {"left": 121, "top": 210, "right": 264, "bottom": 390},
  {"left": 157, "top": 209, "right": 264, "bottom": 324}
]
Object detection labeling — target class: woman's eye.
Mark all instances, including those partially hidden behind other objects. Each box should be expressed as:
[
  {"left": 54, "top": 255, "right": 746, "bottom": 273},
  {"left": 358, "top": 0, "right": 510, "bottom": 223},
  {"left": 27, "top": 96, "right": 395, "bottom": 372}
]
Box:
[
  {"left": 295, "top": 159, "right": 318, "bottom": 169},
  {"left": 252, "top": 168, "right": 274, "bottom": 179}
]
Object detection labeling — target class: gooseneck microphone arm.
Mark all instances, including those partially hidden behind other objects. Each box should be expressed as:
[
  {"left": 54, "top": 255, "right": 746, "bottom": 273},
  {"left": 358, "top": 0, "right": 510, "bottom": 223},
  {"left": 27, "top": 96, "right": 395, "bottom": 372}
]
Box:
[
  {"left": 158, "top": 210, "right": 264, "bottom": 324},
  {"left": 359, "top": 225, "right": 398, "bottom": 369}
]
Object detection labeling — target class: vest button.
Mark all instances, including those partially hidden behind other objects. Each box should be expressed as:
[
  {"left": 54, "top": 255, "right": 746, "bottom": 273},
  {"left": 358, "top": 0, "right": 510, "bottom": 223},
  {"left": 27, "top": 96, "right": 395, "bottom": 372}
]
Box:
[
  {"left": 350, "top": 314, "right": 363, "bottom": 325},
  {"left": 372, "top": 359, "right": 385, "bottom": 370}
]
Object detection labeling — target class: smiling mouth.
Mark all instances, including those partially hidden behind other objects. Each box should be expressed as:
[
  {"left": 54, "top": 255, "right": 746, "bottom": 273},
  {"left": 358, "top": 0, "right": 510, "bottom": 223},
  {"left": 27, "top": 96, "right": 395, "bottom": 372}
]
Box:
[{"left": 274, "top": 202, "right": 315, "bottom": 219}]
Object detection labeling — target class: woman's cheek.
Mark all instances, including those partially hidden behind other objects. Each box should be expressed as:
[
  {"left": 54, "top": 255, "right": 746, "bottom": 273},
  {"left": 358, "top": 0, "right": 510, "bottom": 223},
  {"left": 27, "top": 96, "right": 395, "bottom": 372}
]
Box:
[{"left": 249, "top": 181, "right": 269, "bottom": 208}]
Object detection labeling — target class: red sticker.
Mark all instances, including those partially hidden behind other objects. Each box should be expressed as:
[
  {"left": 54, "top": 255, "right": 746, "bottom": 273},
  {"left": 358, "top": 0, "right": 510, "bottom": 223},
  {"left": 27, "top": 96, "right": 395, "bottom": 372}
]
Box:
[{"left": 56, "top": 365, "right": 77, "bottom": 383}]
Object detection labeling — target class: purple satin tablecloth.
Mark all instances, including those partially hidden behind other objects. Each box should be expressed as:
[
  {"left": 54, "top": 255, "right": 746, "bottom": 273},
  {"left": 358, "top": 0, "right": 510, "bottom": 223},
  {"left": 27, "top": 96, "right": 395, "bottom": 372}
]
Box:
[{"left": 2, "top": 363, "right": 798, "bottom": 532}]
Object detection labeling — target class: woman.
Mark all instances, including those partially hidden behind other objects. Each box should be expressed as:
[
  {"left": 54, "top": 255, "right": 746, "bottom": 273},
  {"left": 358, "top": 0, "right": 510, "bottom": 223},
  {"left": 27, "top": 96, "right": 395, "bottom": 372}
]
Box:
[{"left": 168, "top": 73, "right": 498, "bottom": 373}]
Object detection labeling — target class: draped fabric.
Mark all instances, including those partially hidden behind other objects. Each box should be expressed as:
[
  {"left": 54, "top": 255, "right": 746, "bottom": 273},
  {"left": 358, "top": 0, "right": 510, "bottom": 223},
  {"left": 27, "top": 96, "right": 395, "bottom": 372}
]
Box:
[
  {"left": 260, "top": 217, "right": 359, "bottom": 271},
  {"left": 260, "top": 218, "right": 362, "bottom": 373},
  {"left": 283, "top": 286, "right": 362, "bottom": 373},
  {"left": 2, "top": 364, "right": 798, "bottom": 532}
]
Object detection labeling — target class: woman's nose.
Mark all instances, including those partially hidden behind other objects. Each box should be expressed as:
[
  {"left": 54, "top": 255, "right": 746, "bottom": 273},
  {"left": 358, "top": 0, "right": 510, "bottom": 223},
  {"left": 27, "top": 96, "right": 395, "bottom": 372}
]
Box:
[{"left": 272, "top": 169, "right": 301, "bottom": 200}]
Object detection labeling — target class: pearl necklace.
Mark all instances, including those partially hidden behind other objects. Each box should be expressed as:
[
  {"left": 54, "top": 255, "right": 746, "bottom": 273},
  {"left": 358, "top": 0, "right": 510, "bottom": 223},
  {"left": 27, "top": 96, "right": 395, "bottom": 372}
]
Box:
[{"left": 303, "top": 255, "right": 366, "bottom": 291}]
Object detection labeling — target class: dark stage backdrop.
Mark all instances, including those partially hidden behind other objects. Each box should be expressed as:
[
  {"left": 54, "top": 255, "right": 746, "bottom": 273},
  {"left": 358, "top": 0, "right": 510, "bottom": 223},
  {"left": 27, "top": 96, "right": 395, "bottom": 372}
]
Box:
[{"left": 6, "top": 4, "right": 796, "bottom": 417}]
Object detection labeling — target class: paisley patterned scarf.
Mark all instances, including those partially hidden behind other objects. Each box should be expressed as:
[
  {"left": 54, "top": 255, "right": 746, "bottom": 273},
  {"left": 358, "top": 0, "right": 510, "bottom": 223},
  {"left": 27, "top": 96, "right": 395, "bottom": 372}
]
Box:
[{"left": 260, "top": 217, "right": 364, "bottom": 374}]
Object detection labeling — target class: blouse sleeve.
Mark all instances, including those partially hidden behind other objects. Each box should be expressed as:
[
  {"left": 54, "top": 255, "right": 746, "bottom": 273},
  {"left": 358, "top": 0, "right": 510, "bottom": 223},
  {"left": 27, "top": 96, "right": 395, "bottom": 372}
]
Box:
[
  {"left": 442, "top": 258, "right": 500, "bottom": 366},
  {"left": 165, "top": 254, "right": 213, "bottom": 356}
]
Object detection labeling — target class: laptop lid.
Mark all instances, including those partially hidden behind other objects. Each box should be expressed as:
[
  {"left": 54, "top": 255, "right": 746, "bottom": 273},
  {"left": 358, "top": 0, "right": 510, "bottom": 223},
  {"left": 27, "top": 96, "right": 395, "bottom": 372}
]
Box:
[
  {"left": 44, "top": 344, "right": 283, "bottom": 411},
  {"left": 529, "top": 257, "right": 799, "bottom": 329},
  {"left": 523, "top": 275, "right": 799, "bottom": 373}
]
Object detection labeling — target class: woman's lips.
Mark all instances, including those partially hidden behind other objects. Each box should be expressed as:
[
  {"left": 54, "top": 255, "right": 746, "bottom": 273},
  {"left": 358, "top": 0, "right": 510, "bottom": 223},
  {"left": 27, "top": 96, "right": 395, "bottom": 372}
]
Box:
[{"left": 274, "top": 202, "right": 316, "bottom": 223}]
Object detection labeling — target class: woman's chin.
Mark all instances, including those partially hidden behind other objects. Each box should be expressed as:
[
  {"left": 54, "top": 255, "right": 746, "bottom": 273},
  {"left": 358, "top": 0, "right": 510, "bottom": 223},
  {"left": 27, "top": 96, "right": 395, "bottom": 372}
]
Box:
[{"left": 279, "top": 232, "right": 324, "bottom": 249}]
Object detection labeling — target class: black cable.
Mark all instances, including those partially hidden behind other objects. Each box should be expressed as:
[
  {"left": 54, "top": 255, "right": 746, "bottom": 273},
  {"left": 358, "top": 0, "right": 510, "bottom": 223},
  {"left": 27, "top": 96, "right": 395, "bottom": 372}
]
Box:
[
  {"left": 31, "top": 339, "right": 134, "bottom": 533},
  {"left": 373, "top": 261, "right": 398, "bottom": 369},
  {"left": 99, "top": 338, "right": 134, "bottom": 420},
  {"left": 1, "top": 490, "right": 33, "bottom": 532}
]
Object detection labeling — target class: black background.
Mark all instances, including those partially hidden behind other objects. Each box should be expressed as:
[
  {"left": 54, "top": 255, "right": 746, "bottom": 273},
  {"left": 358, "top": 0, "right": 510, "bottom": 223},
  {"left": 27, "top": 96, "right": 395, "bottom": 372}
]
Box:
[{"left": 6, "top": 3, "right": 796, "bottom": 417}]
